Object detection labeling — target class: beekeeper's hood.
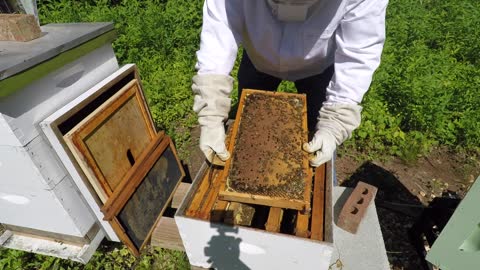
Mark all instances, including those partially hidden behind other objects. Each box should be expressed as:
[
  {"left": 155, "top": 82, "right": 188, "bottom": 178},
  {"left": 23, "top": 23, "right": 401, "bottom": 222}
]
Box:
[{"left": 267, "top": 0, "right": 320, "bottom": 22}]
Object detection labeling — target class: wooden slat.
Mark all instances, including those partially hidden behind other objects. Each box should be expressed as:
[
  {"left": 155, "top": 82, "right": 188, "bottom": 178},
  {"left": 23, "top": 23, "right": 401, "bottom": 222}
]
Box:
[
  {"left": 3, "top": 224, "right": 88, "bottom": 246},
  {"left": 311, "top": 164, "right": 326, "bottom": 240},
  {"left": 151, "top": 217, "right": 185, "bottom": 251},
  {"left": 295, "top": 213, "right": 310, "bottom": 238},
  {"left": 196, "top": 169, "right": 227, "bottom": 220},
  {"left": 296, "top": 168, "right": 313, "bottom": 238},
  {"left": 0, "top": 231, "right": 13, "bottom": 246},
  {"left": 186, "top": 126, "right": 233, "bottom": 219},
  {"left": 324, "top": 161, "right": 333, "bottom": 243},
  {"left": 201, "top": 125, "right": 235, "bottom": 221},
  {"left": 171, "top": 182, "right": 191, "bottom": 209},
  {"left": 207, "top": 163, "right": 231, "bottom": 222},
  {"left": 265, "top": 207, "right": 283, "bottom": 233},
  {"left": 218, "top": 191, "right": 307, "bottom": 211},
  {"left": 221, "top": 89, "right": 311, "bottom": 211},
  {"left": 185, "top": 165, "right": 218, "bottom": 217},
  {"left": 301, "top": 138, "right": 313, "bottom": 214},
  {"left": 191, "top": 266, "right": 209, "bottom": 270}
]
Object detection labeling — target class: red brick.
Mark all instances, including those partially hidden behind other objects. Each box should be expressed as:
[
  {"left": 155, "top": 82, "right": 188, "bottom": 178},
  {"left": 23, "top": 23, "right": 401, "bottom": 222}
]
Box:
[{"left": 337, "top": 181, "right": 378, "bottom": 234}]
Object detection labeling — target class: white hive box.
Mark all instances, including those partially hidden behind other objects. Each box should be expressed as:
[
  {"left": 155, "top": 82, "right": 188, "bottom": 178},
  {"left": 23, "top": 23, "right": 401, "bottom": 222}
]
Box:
[
  {"left": 0, "top": 23, "right": 119, "bottom": 262},
  {"left": 174, "top": 160, "right": 335, "bottom": 270},
  {"left": 40, "top": 63, "right": 152, "bottom": 248}
]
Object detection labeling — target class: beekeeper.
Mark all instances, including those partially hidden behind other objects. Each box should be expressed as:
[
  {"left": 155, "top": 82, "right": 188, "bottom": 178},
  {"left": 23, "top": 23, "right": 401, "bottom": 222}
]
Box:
[{"left": 192, "top": 0, "right": 388, "bottom": 167}]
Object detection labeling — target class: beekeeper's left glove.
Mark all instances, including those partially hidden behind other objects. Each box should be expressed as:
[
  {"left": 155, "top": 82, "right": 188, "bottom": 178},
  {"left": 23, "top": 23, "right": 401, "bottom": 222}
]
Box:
[
  {"left": 192, "top": 74, "right": 233, "bottom": 165},
  {"left": 303, "top": 104, "right": 362, "bottom": 167}
]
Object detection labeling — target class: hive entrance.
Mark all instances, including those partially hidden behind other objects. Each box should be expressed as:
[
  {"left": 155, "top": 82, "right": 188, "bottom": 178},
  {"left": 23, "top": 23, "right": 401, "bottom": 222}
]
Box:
[{"left": 219, "top": 89, "right": 312, "bottom": 211}]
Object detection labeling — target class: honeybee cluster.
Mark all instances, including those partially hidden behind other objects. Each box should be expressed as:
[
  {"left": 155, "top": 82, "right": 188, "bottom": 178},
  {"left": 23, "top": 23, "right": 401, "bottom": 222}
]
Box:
[{"left": 228, "top": 93, "right": 308, "bottom": 199}]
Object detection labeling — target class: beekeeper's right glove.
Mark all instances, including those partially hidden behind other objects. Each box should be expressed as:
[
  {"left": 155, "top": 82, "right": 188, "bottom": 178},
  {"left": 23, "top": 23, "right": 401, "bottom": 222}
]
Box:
[{"left": 192, "top": 74, "right": 233, "bottom": 165}]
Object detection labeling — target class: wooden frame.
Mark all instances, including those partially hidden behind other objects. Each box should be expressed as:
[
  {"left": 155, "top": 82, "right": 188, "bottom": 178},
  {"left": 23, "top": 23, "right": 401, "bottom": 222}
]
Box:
[
  {"left": 178, "top": 155, "right": 333, "bottom": 243},
  {"left": 182, "top": 159, "right": 330, "bottom": 242},
  {"left": 63, "top": 79, "right": 156, "bottom": 203},
  {"left": 185, "top": 124, "right": 234, "bottom": 221},
  {"left": 265, "top": 207, "right": 283, "bottom": 233},
  {"left": 311, "top": 165, "right": 327, "bottom": 240},
  {"left": 218, "top": 89, "right": 312, "bottom": 212},
  {"left": 101, "top": 134, "right": 185, "bottom": 256}
]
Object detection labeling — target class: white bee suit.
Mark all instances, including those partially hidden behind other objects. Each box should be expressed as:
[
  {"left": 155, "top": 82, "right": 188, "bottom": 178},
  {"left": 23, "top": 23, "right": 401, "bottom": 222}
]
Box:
[
  {"left": 193, "top": 0, "right": 388, "bottom": 166},
  {"left": 196, "top": 0, "right": 387, "bottom": 105}
]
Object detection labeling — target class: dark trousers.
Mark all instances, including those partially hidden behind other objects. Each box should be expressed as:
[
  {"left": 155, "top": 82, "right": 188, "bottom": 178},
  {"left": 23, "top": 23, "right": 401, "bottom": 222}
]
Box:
[{"left": 237, "top": 52, "right": 334, "bottom": 131}]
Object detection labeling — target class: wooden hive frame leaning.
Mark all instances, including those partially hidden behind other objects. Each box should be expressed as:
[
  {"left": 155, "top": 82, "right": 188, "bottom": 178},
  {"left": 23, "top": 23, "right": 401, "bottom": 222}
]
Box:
[
  {"left": 63, "top": 78, "right": 156, "bottom": 203},
  {"left": 101, "top": 133, "right": 186, "bottom": 256},
  {"left": 218, "top": 89, "right": 312, "bottom": 212}
]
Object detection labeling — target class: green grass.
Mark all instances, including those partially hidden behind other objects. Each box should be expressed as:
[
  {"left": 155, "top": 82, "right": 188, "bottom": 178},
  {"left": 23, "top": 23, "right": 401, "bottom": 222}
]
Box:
[
  {"left": 348, "top": 0, "right": 480, "bottom": 159},
  {"left": 0, "top": 241, "right": 190, "bottom": 270},
  {"left": 37, "top": 0, "right": 480, "bottom": 159}
]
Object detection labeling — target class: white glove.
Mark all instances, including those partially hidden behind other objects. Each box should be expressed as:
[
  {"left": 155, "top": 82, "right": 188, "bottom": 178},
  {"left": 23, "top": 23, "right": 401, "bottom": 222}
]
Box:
[
  {"left": 192, "top": 74, "right": 233, "bottom": 164},
  {"left": 303, "top": 104, "right": 362, "bottom": 167}
]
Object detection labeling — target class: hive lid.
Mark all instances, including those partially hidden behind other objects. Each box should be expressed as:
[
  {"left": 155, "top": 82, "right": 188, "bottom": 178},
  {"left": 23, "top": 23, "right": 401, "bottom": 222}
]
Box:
[
  {"left": 0, "top": 23, "right": 115, "bottom": 98},
  {"left": 0, "top": 23, "right": 114, "bottom": 80}
]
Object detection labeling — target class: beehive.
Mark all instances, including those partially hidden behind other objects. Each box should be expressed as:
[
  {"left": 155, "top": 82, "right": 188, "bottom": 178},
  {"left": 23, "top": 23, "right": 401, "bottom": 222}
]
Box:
[{"left": 175, "top": 154, "right": 334, "bottom": 270}]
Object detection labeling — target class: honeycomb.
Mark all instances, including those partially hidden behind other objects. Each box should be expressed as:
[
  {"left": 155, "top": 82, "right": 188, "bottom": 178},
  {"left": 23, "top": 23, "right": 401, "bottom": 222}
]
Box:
[{"left": 227, "top": 92, "right": 309, "bottom": 200}]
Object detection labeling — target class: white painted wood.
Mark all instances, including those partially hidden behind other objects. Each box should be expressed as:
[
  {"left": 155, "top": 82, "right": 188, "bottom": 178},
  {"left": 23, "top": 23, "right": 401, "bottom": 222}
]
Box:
[
  {"left": 0, "top": 228, "right": 105, "bottom": 263},
  {"left": 0, "top": 134, "right": 95, "bottom": 236},
  {"left": 0, "top": 145, "right": 85, "bottom": 236},
  {"left": 51, "top": 175, "right": 97, "bottom": 236},
  {"left": 0, "top": 230, "right": 13, "bottom": 245},
  {"left": 175, "top": 215, "right": 333, "bottom": 270},
  {"left": 40, "top": 64, "right": 139, "bottom": 242},
  {"left": 77, "top": 227, "right": 106, "bottom": 263},
  {"left": 0, "top": 116, "right": 22, "bottom": 146},
  {"left": 40, "top": 119, "right": 119, "bottom": 242},
  {"left": 1, "top": 230, "right": 82, "bottom": 262},
  {"left": 24, "top": 134, "right": 67, "bottom": 188},
  {"left": 0, "top": 144, "right": 49, "bottom": 191},
  {"left": 0, "top": 44, "right": 119, "bottom": 147}
]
